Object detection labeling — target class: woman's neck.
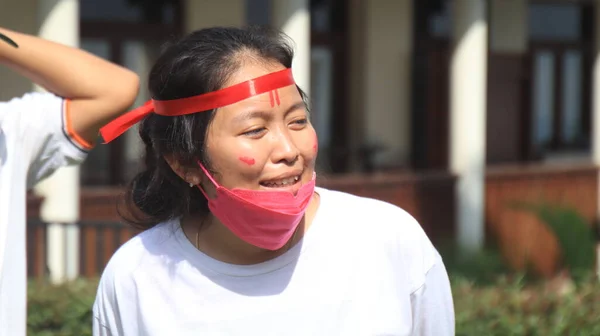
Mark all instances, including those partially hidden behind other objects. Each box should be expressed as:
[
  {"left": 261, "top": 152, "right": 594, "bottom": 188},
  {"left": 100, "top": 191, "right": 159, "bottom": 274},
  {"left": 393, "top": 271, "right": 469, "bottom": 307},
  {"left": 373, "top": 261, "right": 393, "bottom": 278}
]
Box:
[{"left": 182, "top": 192, "right": 320, "bottom": 265}]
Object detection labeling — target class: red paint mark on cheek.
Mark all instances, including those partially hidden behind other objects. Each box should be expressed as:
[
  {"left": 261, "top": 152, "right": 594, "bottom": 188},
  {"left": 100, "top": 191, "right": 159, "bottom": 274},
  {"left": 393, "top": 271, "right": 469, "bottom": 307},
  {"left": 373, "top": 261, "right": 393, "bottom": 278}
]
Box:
[
  {"left": 313, "top": 134, "right": 319, "bottom": 153},
  {"left": 238, "top": 156, "right": 256, "bottom": 166}
]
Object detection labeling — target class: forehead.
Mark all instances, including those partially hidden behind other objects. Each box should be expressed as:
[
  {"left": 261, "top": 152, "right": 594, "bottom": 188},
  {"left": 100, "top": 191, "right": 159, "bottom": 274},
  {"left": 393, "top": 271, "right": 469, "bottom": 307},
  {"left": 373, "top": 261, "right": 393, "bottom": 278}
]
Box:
[
  {"left": 213, "top": 63, "right": 303, "bottom": 121},
  {"left": 223, "top": 61, "right": 287, "bottom": 87}
]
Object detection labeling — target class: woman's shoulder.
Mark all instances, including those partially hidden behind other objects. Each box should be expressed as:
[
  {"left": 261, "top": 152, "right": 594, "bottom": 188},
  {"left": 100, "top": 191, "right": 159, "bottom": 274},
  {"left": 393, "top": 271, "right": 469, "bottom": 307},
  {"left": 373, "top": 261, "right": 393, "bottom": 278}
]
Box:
[
  {"left": 92, "top": 221, "right": 182, "bottom": 327},
  {"left": 96, "top": 220, "right": 181, "bottom": 288},
  {"left": 316, "top": 187, "right": 425, "bottom": 236},
  {"left": 316, "top": 187, "right": 440, "bottom": 287}
]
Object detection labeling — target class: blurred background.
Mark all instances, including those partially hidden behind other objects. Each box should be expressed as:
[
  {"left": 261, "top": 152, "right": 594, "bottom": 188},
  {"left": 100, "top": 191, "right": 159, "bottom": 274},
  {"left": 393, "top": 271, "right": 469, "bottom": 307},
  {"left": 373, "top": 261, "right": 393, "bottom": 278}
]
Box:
[{"left": 3, "top": 0, "right": 600, "bottom": 334}]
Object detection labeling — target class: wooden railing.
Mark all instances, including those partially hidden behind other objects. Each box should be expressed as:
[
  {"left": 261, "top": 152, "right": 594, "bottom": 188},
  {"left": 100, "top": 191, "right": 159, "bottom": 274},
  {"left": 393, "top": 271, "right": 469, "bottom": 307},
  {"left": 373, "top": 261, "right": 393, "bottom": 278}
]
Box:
[
  {"left": 26, "top": 164, "right": 600, "bottom": 278},
  {"left": 26, "top": 170, "right": 456, "bottom": 278}
]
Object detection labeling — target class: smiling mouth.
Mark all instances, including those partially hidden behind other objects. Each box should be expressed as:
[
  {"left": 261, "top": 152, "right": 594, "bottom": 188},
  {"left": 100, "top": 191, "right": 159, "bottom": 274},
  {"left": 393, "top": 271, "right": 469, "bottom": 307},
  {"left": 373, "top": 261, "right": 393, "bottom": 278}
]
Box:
[{"left": 259, "top": 175, "right": 301, "bottom": 188}]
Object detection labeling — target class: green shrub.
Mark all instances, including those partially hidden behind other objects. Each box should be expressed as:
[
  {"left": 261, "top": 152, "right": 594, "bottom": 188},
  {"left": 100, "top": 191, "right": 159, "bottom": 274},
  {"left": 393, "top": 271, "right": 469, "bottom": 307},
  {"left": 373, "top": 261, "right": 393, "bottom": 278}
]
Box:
[
  {"left": 27, "top": 272, "right": 600, "bottom": 335},
  {"left": 453, "top": 274, "right": 600, "bottom": 335},
  {"left": 27, "top": 279, "right": 97, "bottom": 336},
  {"left": 439, "top": 245, "right": 510, "bottom": 285},
  {"left": 513, "top": 202, "right": 596, "bottom": 282}
]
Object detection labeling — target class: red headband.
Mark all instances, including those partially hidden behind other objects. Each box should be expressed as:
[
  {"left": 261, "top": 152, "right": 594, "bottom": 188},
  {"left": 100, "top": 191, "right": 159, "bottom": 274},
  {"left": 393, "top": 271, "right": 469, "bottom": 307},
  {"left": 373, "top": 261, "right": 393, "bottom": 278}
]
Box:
[{"left": 99, "top": 68, "right": 295, "bottom": 143}]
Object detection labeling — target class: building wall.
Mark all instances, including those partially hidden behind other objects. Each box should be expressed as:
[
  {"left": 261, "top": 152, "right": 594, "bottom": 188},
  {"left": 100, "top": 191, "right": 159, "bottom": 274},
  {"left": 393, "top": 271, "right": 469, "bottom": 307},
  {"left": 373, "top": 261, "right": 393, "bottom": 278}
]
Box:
[
  {"left": 362, "top": 0, "right": 413, "bottom": 168},
  {"left": 486, "top": 0, "right": 528, "bottom": 163},
  {"left": 184, "top": 0, "right": 246, "bottom": 32},
  {"left": 346, "top": 0, "right": 366, "bottom": 171},
  {"left": 490, "top": 0, "right": 527, "bottom": 53},
  {"left": 0, "top": 0, "right": 38, "bottom": 101}
]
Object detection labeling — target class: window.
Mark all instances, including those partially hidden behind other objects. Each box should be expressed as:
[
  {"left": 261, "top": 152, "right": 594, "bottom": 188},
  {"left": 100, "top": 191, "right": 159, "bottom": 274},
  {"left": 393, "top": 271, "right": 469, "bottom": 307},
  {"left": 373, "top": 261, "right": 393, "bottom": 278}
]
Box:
[
  {"left": 529, "top": 3, "right": 581, "bottom": 42},
  {"left": 81, "top": 0, "right": 177, "bottom": 23},
  {"left": 528, "top": 3, "right": 591, "bottom": 157},
  {"left": 310, "top": 47, "right": 333, "bottom": 172},
  {"left": 429, "top": 0, "right": 451, "bottom": 38},
  {"left": 79, "top": 0, "right": 182, "bottom": 186},
  {"left": 310, "top": 0, "right": 348, "bottom": 172}
]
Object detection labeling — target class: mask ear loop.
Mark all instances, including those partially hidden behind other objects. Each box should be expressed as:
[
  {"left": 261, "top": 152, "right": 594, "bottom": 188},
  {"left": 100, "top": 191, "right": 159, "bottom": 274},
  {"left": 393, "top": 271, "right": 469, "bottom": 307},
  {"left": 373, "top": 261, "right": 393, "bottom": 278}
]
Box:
[{"left": 195, "top": 160, "right": 219, "bottom": 199}]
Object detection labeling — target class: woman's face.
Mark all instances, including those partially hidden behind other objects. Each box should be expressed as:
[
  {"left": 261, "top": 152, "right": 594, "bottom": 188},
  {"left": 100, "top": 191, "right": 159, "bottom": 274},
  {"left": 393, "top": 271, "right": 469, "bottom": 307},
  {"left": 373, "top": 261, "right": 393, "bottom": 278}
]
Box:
[{"left": 202, "top": 61, "right": 318, "bottom": 194}]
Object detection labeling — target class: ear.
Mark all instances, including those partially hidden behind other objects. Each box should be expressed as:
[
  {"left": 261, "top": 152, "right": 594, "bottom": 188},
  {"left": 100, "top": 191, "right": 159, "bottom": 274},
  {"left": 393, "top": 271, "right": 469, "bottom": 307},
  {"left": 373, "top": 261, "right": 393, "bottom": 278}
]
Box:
[{"left": 163, "top": 154, "right": 202, "bottom": 186}]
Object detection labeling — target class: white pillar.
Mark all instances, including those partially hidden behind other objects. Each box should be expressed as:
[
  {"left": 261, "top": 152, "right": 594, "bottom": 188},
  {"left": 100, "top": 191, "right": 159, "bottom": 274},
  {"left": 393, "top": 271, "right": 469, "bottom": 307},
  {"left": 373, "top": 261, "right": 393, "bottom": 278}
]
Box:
[
  {"left": 592, "top": 2, "right": 600, "bottom": 278},
  {"left": 272, "top": 0, "right": 310, "bottom": 96},
  {"left": 33, "top": 0, "right": 80, "bottom": 284},
  {"left": 593, "top": 2, "right": 600, "bottom": 166},
  {"left": 122, "top": 42, "right": 154, "bottom": 181},
  {"left": 450, "top": 0, "right": 488, "bottom": 251}
]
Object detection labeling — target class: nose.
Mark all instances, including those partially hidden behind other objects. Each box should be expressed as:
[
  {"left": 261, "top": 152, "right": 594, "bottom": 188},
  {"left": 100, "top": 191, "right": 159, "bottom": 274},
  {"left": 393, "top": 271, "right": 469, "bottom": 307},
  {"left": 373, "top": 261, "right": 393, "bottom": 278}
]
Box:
[{"left": 270, "top": 126, "right": 299, "bottom": 165}]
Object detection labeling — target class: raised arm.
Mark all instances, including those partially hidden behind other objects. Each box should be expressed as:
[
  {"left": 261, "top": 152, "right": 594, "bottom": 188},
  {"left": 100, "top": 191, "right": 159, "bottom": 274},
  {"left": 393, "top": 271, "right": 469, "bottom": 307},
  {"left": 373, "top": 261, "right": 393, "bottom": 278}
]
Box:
[{"left": 0, "top": 27, "right": 139, "bottom": 145}]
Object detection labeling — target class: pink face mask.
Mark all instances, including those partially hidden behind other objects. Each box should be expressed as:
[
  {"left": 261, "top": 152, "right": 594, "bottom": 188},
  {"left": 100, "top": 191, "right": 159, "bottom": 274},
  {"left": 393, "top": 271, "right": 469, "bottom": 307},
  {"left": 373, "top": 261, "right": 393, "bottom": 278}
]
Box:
[{"left": 194, "top": 162, "right": 316, "bottom": 251}]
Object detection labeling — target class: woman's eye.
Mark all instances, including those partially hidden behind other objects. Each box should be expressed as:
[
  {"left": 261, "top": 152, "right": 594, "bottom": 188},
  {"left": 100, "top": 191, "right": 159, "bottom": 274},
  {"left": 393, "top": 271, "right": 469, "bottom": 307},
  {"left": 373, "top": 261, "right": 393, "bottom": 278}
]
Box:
[
  {"left": 291, "top": 118, "right": 308, "bottom": 127},
  {"left": 242, "top": 128, "right": 266, "bottom": 137}
]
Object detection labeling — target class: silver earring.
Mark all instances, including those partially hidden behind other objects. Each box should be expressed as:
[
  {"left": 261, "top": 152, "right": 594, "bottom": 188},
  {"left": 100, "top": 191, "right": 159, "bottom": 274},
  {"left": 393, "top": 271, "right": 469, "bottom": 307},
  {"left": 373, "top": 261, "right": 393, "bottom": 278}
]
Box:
[{"left": 189, "top": 182, "right": 194, "bottom": 187}]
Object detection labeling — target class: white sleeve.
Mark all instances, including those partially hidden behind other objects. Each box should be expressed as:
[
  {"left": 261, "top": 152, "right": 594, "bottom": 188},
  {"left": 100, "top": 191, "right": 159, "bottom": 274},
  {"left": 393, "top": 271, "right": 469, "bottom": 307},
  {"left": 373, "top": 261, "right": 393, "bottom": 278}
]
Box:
[
  {"left": 93, "top": 315, "right": 113, "bottom": 336},
  {"left": 0, "top": 92, "right": 91, "bottom": 188},
  {"left": 92, "top": 260, "right": 135, "bottom": 336},
  {"left": 93, "top": 273, "right": 120, "bottom": 336},
  {"left": 410, "top": 252, "right": 455, "bottom": 336}
]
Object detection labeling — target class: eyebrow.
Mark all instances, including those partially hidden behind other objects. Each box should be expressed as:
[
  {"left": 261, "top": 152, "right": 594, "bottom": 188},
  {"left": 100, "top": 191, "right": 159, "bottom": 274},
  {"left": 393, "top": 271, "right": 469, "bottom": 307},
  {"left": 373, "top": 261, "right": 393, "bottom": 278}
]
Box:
[{"left": 232, "top": 101, "right": 306, "bottom": 124}]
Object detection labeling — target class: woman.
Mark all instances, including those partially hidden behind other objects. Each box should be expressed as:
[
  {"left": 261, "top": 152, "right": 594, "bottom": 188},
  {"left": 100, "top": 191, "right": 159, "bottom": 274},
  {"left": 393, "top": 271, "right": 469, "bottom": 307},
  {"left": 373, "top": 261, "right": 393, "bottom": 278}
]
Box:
[
  {"left": 93, "top": 26, "right": 455, "bottom": 336},
  {"left": 0, "top": 27, "right": 138, "bottom": 336}
]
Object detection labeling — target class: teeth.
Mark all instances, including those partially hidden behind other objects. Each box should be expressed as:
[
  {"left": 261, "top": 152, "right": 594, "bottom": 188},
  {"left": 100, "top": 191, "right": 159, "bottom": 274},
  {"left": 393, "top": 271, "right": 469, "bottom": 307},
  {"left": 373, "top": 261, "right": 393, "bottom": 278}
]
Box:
[{"left": 263, "top": 176, "right": 300, "bottom": 187}]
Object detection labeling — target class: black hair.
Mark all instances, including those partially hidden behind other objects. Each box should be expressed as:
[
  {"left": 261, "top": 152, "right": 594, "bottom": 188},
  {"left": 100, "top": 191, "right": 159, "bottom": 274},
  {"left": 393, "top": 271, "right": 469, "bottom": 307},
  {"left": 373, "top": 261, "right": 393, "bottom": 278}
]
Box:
[{"left": 119, "top": 25, "right": 307, "bottom": 230}]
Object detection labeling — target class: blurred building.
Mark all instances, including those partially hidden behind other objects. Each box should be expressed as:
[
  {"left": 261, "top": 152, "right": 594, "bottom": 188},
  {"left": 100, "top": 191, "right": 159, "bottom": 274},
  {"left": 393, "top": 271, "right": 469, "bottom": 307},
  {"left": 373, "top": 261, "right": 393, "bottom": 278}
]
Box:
[{"left": 2, "top": 0, "right": 600, "bottom": 280}]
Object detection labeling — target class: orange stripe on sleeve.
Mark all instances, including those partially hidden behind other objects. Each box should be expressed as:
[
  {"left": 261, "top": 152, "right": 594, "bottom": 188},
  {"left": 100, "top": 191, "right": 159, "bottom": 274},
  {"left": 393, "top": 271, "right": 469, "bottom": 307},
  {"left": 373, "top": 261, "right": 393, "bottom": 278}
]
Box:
[{"left": 64, "top": 99, "right": 94, "bottom": 150}]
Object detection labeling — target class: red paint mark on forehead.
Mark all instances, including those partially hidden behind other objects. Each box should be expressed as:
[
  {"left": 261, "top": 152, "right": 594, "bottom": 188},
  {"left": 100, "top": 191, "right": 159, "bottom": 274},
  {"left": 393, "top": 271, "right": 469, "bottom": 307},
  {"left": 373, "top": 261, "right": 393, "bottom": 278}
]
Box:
[
  {"left": 269, "top": 91, "right": 275, "bottom": 107},
  {"left": 238, "top": 156, "right": 256, "bottom": 166},
  {"left": 268, "top": 90, "right": 281, "bottom": 107},
  {"left": 274, "top": 89, "right": 281, "bottom": 106}
]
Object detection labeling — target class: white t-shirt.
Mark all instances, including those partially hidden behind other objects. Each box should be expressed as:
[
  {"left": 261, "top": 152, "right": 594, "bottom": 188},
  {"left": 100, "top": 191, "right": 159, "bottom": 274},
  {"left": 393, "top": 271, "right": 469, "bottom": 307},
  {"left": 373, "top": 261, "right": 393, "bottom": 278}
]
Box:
[
  {"left": 93, "top": 187, "right": 455, "bottom": 336},
  {"left": 0, "top": 93, "right": 89, "bottom": 336}
]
